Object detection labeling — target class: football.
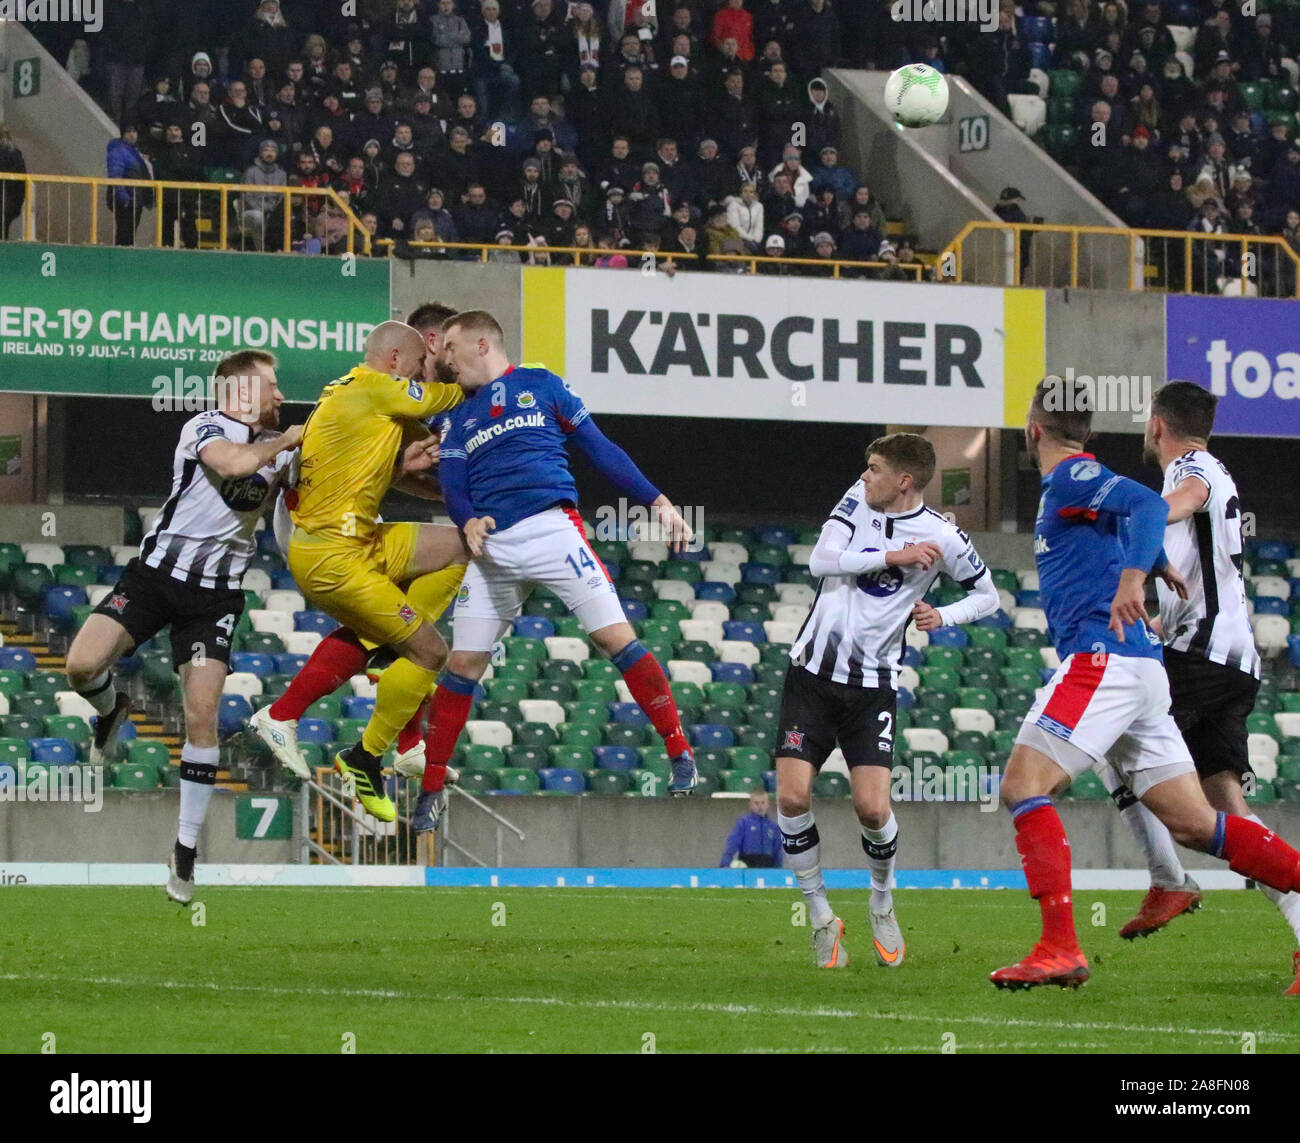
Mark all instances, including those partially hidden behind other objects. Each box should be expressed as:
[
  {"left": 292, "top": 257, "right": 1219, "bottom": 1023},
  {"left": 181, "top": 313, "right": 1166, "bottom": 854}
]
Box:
[{"left": 883, "top": 63, "right": 950, "bottom": 127}]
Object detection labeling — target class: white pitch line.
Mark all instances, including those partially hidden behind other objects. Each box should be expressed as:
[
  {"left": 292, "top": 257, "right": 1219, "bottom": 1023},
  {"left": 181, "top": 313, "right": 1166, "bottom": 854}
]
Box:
[{"left": 3, "top": 972, "right": 1295, "bottom": 1045}]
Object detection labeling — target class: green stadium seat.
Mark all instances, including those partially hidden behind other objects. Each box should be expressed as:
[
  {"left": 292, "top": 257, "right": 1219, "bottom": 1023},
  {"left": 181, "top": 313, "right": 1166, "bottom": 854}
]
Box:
[
  {"left": 728, "top": 746, "right": 769, "bottom": 773},
  {"left": 0, "top": 736, "right": 28, "bottom": 763},
  {"left": 693, "top": 750, "right": 727, "bottom": 779},
  {"left": 604, "top": 723, "right": 650, "bottom": 748},
  {"left": 619, "top": 582, "right": 655, "bottom": 605},
  {"left": 675, "top": 640, "right": 717, "bottom": 663},
  {"left": 1048, "top": 69, "right": 1082, "bottom": 98},
  {"left": 628, "top": 768, "right": 666, "bottom": 797},
  {"left": 638, "top": 619, "right": 681, "bottom": 644},
  {"left": 813, "top": 772, "right": 849, "bottom": 797},
  {"left": 572, "top": 679, "right": 616, "bottom": 704},
  {"left": 12, "top": 693, "right": 55, "bottom": 720},
  {"left": 506, "top": 745, "right": 549, "bottom": 770},
  {"left": 127, "top": 739, "right": 171, "bottom": 773},
  {"left": 458, "top": 770, "right": 497, "bottom": 794},
  {"left": 54, "top": 564, "right": 96, "bottom": 589},
  {"left": 45, "top": 715, "right": 91, "bottom": 745},
  {"left": 530, "top": 680, "right": 574, "bottom": 704},
  {"left": 1238, "top": 81, "right": 1263, "bottom": 110},
  {"left": 494, "top": 658, "right": 539, "bottom": 681},
  {"left": 539, "top": 659, "right": 583, "bottom": 684},
  {"left": 1002, "top": 688, "right": 1038, "bottom": 713},
  {"left": 1007, "top": 629, "right": 1047, "bottom": 649},
  {"left": 495, "top": 767, "right": 540, "bottom": 793},
  {"left": 463, "top": 744, "right": 506, "bottom": 771},
  {"left": 1068, "top": 772, "right": 1108, "bottom": 800},
  {"left": 730, "top": 603, "right": 768, "bottom": 624},
  {"left": 964, "top": 646, "right": 1005, "bottom": 669},
  {"left": 1246, "top": 712, "right": 1277, "bottom": 736},
  {"left": 923, "top": 646, "right": 963, "bottom": 668},
  {"left": 487, "top": 678, "right": 528, "bottom": 704},
  {"left": 639, "top": 748, "right": 671, "bottom": 776},
  {"left": 699, "top": 703, "right": 747, "bottom": 728},
  {"left": 25, "top": 671, "right": 63, "bottom": 697},
  {"left": 651, "top": 599, "right": 690, "bottom": 623},
  {"left": 622, "top": 560, "right": 659, "bottom": 584},
  {"left": 561, "top": 704, "right": 606, "bottom": 729},
  {"left": 995, "top": 710, "right": 1025, "bottom": 731},
  {"left": 966, "top": 627, "right": 1008, "bottom": 650},
  {"left": 759, "top": 643, "right": 791, "bottom": 667},
  {"left": 502, "top": 637, "right": 547, "bottom": 662},
  {"left": 547, "top": 746, "right": 590, "bottom": 770},
  {"left": 0, "top": 542, "right": 24, "bottom": 588},
  {"left": 919, "top": 667, "right": 959, "bottom": 691},
  {"left": 659, "top": 561, "right": 702, "bottom": 583},
  {"left": 909, "top": 709, "right": 953, "bottom": 733},
  {"left": 513, "top": 721, "right": 558, "bottom": 748},
  {"left": 476, "top": 702, "right": 522, "bottom": 726},
  {"left": 141, "top": 653, "right": 176, "bottom": 696},
  {"left": 552, "top": 616, "right": 583, "bottom": 639},
  {"left": 1246, "top": 780, "right": 1278, "bottom": 805},
  {"left": 918, "top": 691, "right": 957, "bottom": 713},
  {"left": 991, "top": 730, "right": 1018, "bottom": 755},
  {"left": 587, "top": 768, "right": 630, "bottom": 795},
  {"left": 0, "top": 671, "right": 24, "bottom": 698},
  {"left": 13, "top": 563, "right": 53, "bottom": 605},
  {"left": 721, "top": 769, "right": 761, "bottom": 793},
  {"left": 957, "top": 687, "right": 997, "bottom": 710},
  {"left": 304, "top": 697, "right": 342, "bottom": 722},
  {"left": 949, "top": 730, "right": 991, "bottom": 754},
  {"left": 735, "top": 725, "right": 775, "bottom": 749},
  {"left": 1001, "top": 668, "right": 1040, "bottom": 690},
  {"left": 592, "top": 540, "right": 626, "bottom": 565},
  {"left": 111, "top": 762, "right": 159, "bottom": 789},
  {"left": 240, "top": 631, "right": 286, "bottom": 656}
]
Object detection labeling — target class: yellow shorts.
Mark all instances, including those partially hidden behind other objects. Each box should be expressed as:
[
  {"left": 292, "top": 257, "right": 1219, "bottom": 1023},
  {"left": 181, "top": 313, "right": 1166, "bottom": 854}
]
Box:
[{"left": 288, "top": 523, "right": 425, "bottom": 647}]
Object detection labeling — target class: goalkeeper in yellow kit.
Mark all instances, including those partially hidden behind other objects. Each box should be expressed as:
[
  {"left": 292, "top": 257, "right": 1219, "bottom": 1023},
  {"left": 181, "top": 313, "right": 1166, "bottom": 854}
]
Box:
[{"left": 280, "top": 320, "right": 466, "bottom": 821}]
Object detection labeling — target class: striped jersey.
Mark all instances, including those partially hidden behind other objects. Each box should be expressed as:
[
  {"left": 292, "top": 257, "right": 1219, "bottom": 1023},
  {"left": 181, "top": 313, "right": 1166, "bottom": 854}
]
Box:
[
  {"left": 1156, "top": 448, "right": 1260, "bottom": 678},
  {"left": 790, "top": 482, "right": 990, "bottom": 689},
  {"left": 140, "top": 411, "right": 295, "bottom": 590}
]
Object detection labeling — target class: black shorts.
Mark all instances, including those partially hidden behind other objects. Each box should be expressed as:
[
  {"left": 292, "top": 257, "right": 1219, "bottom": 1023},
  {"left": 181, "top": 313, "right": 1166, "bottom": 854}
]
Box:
[
  {"left": 1164, "top": 647, "right": 1260, "bottom": 780},
  {"left": 93, "top": 559, "right": 245, "bottom": 671},
  {"left": 775, "top": 664, "right": 896, "bottom": 770}
]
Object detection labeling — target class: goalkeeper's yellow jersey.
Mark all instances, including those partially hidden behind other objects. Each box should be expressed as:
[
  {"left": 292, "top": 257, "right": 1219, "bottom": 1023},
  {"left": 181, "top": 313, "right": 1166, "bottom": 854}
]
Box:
[{"left": 292, "top": 364, "right": 463, "bottom": 544}]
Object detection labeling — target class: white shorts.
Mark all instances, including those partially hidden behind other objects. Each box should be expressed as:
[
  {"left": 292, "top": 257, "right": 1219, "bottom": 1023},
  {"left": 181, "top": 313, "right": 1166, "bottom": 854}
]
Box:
[
  {"left": 1015, "top": 652, "right": 1194, "bottom": 798},
  {"left": 452, "top": 506, "right": 626, "bottom": 651}
]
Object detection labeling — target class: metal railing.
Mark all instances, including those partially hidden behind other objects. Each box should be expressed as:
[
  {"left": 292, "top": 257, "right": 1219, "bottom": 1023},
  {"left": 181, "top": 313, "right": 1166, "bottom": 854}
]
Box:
[
  {"left": 0, "top": 172, "right": 373, "bottom": 253},
  {"left": 440, "top": 783, "right": 527, "bottom": 868},
  {"left": 942, "top": 220, "right": 1300, "bottom": 297}
]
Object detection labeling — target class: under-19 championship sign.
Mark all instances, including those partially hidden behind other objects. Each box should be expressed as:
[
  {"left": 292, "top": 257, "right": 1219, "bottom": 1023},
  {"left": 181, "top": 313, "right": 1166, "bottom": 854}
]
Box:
[{"left": 0, "top": 246, "right": 389, "bottom": 403}]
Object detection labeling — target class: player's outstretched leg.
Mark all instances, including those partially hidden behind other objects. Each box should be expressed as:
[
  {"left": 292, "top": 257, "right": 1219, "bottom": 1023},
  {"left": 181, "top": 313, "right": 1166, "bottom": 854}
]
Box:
[
  {"left": 65, "top": 614, "right": 135, "bottom": 767},
  {"left": 414, "top": 657, "right": 486, "bottom": 832},
  {"left": 853, "top": 767, "right": 904, "bottom": 967},
  {"left": 991, "top": 746, "right": 1089, "bottom": 990},
  {"left": 777, "top": 757, "right": 847, "bottom": 967},
  {"left": 1096, "top": 768, "right": 1202, "bottom": 939}
]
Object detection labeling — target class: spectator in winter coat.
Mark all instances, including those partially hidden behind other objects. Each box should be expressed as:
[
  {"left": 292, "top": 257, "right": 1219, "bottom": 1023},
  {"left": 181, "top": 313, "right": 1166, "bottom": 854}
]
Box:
[
  {"left": 807, "top": 229, "right": 839, "bottom": 275},
  {"left": 239, "top": 140, "right": 288, "bottom": 251},
  {"left": 801, "top": 184, "right": 840, "bottom": 241},
  {"left": 545, "top": 197, "right": 578, "bottom": 247},
  {"left": 839, "top": 208, "right": 883, "bottom": 266},
  {"left": 841, "top": 184, "right": 885, "bottom": 234},
  {"left": 103, "top": 0, "right": 150, "bottom": 127},
  {"left": 594, "top": 184, "right": 632, "bottom": 244},
  {"left": 764, "top": 171, "right": 799, "bottom": 224},
  {"left": 151, "top": 123, "right": 203, "bottom": 248},
  {"left": 454, "top": 182, "right": 500, "bottom": 245},
  {"left": 792, "top": 0, "right": 842, "bottom": 78},
  {"left": 803, "top": 77, "right": 842, "bottom": 156},
  {"left": 711, "top": 70, "right": 757, "bottom": 158},
  {"left": 241, "top": 1, "right": 295, "bottom": 84},
  {"left": 732, "top": 143, "right": 765, "bottom": 197},
  {"left": 219, "top": 80, "right": 265, "bottom": 168},
  {"left": 106, "top": 124, "right": 154, "bottom": 246},
  {"left": 768, "top": 145, "right": 813, "bottom": 207},
  {"left": 690, "top": 137, "right": 734, "bottom": 208},
  {"left": 431, "top": 0, "right": 473, "bottom": 75},
  {"left": 719, "top": 791, "right": 783, "bottom": 867},
  {"left": 628, "top": 163, "right": 673, "bottom": 239},
  {"left": 137, "top": 76, "right": 179, "bottom": 144},
  {"left": 607, "top": 65, "right": 660, "bottom": 152},
  {"left": 757, "top": 61, "right": 801, "bottom": 167},
  {"left": 777, "top": 209, "right": 809, "bottom": 258},
  {"left": 711, "top": 0, "right": 755, "bottom": 61},
  {"left": 658, "top": 55, "right": 703, "bottom": 151},
  {"left": 518, "top": 0, "right": 566, "bottom": 99},
  {"left": 471, "top": 0, "right": 522, "bottom": 120},
  {"left": 758, "top": 232, "right": 793, "bottom": 273},
  {"left": 375, "top": 151, "right": 429, "bottom": 237},
  {"left": 811, "top": 145, "right": 857, "bottom": 201},
  {"left": 703, "top": 202, "right": 747, "bottom": 265},
  {"left": 725, "top": 182, "right": 765, "bottom": 250}
]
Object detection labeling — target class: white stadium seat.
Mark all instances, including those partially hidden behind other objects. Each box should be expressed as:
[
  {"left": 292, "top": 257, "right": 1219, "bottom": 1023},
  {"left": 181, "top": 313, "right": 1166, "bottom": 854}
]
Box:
[
  {"left": 55, "top": 691, "right": 98, "bottom": 724},
  {"left": 771, "top": 603, "right": 806, "bottom": 625},
  {"left": 775, "top": 583, "right": 814, "bottom": 607},
  {"left": 898, "top": 665, "right": 921, "bottom": 692},
  {"left": 111, "top": 545, "right": 138, "bottom": 566},
  {"left": 678, "top": 619, "right": 724, "bottom": 649},
  {"left": 688, "top": 600, "right": 730, "bottom": 624},
  {"left": 1039, "top": 647, "right": 1061, "bottom": 671},
  {"left": 1167, "top": 23, "right": 1194, "bottom": 52},
  {"left": 614, "top": 680, "right": 633, "bottom": 704},
  {"left": 787, "top": 544, "right": 814, "bottom": 566},
  {"left": 1017, "top": 569, "right": 1039, "bottom": 590},
  {"left": 708, "top": 541, "right": 748, "bottom": 565},
  {"left": 21, "top": 543, "right": 63, "bottom": 569},
  {"left": 284, "top": 631, "right": 322, "bottom": 655},
  {"left": 223, "top": 672, "right": 263, "bottom": 699},
  {"left": 1287, "top": 557, "right": 1300, "bottom": 579},
  {"left": 1247, "top": 732, "right": 1279, "bottom": 763},
  {"left": 349, "top": 674, "right": 377, "bottom": 699},
  {"left": 1014, "top": 607, "right": 1049, "bottom": 632},
  {"left": 763, "top": 620, "right": 801, "bottom": 645},
  {"left": 822, "top": 748, "right": 849, "bottom": 778},
  {"left": 667, "top": 660, "right": 712, "bottom": 686},
  {"left": 1254, "top": 615, "right": 1290, "bottom": 658},
  {"left": 1252, "top": 575, "right": 1290, "bottom": 600},
  {"left": 242, "top": 568, "right": 272, "bottom": 600},
  {"left": 545, "top": 636, "right": 589, "bottom": 663},
  {"left": 719, "top": 640, "right": 760, "bottom": 667},
  {"left": 518, "top": 699, "right": 565, "bottom": 727},
  {"left": 1251, "top": 754, "right": 1279, "bottom": 783},
  {"left": 466, "top": 720, "right": 513, "bottom": 747},
  {"left": 87, "top": 585, "right": 112, "bottom": 607},
  {"left": 1008, "top": 93, "right": 1047, "bottom": 137},
  {"left": 904, "top": 625, "right": 930, "bottom": 650},
  {"left": 627, "top": 539, "right": 668, "bottom": 565},
  {"left": 137, "top": 507, "right": 164, "bottom": 534},
  {"left": 951, "top": 708, "right": 996, "bottom": 735},
  {"left": 0, "top": 693, "right": 9, "bottom": 716},
  {"left": 997, "top": 589, "right": 1016, "bottom": 614},
  {"left": 701, "top": 560, "right": 742, "bottom": 585},
  {"left": 903, "top": 727, "right": 949, "bottom": 755},
  {"left": 248, "top": 609, "right": 294, "bottom": 639},
  {"left": 653, "top": 579, "right": 695, "bottom": 605},
  {"left": 1274, "top": 713, "right": 1300, "bottom": 741},
  {"left": 264, "top": 589, "right": 305, "bottom": 613}
]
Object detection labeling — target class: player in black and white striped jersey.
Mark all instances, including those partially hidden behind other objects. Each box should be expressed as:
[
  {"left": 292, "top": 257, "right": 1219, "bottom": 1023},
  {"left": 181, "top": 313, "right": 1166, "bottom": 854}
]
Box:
[
  {"left": 776, "top": 433, "right": 1000, "bottom": 969},
  {"left": 65, "top": 350, "right": 300, "bottom": 906},
  {"left": 1097, "top": 382, "right": 1300, "bottom": 993}
]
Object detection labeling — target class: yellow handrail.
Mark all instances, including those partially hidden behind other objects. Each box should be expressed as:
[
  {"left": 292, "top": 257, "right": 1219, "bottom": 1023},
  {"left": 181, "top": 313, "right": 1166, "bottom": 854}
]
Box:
[{"left": 940, "top": 219, "right": 1300, "bottom": 296}]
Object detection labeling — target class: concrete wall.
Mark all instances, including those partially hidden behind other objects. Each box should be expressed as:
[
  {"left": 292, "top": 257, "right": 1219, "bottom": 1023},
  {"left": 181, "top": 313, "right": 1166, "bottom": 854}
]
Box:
[
  {"left": 825, "top": 69, "right": 998, "bottom": 251},
  {"left": 0, "top": 789, "right": 297, "bottom": 863},
  {"left": 386, "top": 260, "right": 523, "bottom": 360},
  {"left": 0, "top": 503, "right": 122, "bottom": 544}
]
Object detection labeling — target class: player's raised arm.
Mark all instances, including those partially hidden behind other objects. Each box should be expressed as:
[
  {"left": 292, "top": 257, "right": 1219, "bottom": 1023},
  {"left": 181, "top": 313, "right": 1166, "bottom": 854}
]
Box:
[
  {"left": 912, "top": 531, "right": 1000, "bottom": 632},
  {"left": 805, "top": 488, "right": 940, "bottom": 578},
  {"left": 199, "top": 422, "right": 302, "bottom": 479}
]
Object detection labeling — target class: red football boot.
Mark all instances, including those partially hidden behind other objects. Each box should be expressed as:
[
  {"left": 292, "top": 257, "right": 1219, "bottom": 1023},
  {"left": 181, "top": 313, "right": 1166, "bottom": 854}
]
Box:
[
  {"left": 990, "top": 942, "right": 1090, "bottom": 990},
  {"left": 1119, "top": 877, "right": 1202, "bottom": 940},
  {"left": 1284, "top": 951, "right": 1300, "bottom": 997}
]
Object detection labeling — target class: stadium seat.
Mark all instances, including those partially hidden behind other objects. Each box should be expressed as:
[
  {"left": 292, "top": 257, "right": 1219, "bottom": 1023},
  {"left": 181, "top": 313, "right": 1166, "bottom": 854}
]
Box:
[
  {"left": 495, "top": 767, "right": 540, "bottom": 793},
  {"left": 544, "top": 636, "right": 589, "bottom": 663},
  {"left": 950, "top": 707, "right": 996, "bottom": 735},
  {"left": 248, "top": 609, "right": 294, "bottom": 639},
  {"left": 690, "top": 724, "right": 736, "bottom": 749},
  {"left": 903, "top": 727, "right": 949, "bottom": 754},
  {"left": 537, "top": 766, "right": 585, "bottom": 793},
  {"left": 465, "top": 720, "right": 513, "bottom": 748},
  {"left": 718, "top": 640, "right": 760, "bottom": 667},
  {"left": 775, "top": 583, "right": 814, "bottom": 607},
  {"left": 592, "top": 744, "right": 640, "bottom": 771},
  {"left": 587, "top": 768, "right": 629, "bottom": 795},
  {"left": 294, "top": 610, "right": 338, "bottom": 636},
  {"left": 217, "top": 695, "right": 253, "bottom": 737},
  {"left": 31, "top": 737, "right": 77, "bottom": 765},
  {"left": 54, "top": 691, "right": 98, "bottom": 723},
  {"left": 284, "top": 631, "right": 322, "bottom": 655},
  {"left": 223, "top": 672, "right": 263, "bottom": 701}
]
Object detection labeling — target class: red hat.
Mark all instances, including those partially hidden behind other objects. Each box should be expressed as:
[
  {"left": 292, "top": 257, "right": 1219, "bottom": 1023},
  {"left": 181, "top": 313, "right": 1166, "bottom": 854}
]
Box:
[{"left": 1132, "top": 126, "right": 1151, "bottom": 139}]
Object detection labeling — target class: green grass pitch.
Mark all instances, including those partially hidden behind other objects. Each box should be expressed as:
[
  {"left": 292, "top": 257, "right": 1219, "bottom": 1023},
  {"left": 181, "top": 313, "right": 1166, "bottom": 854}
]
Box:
[{"left": 1, "top": 888, "right": 1296, "bottom": 1054}]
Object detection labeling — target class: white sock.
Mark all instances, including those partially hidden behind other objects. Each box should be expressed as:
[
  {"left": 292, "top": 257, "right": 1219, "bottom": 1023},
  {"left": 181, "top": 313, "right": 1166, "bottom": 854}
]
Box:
[
  {"left": 1248, "top": 814, "right": 1300, "bottom": 943},
  {"left": 861, "top": 813, "right": 898, "bottom": 913},
  {"left": 779, "top": 810, "right": 834, "bottom": 929},
  {"left": 76, "top": 670, "right": 117, "bottom": 717},
  {"left": 177, "top": 743, "right": 220, "bottom": 849},
  {"left": 1110, "top": 780, "right": 1188, "bottom": 889}
]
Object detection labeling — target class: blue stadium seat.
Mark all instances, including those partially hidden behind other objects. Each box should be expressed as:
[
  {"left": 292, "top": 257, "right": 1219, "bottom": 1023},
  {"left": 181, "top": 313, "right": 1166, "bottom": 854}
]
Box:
[
  {"left": 671, "top": 546, "right": 708, "bottom": 563},
  {"left": 256, "top": 528, "right": 280, "bottom": 554},
  {"left": 342, "top": 696, "right": 375, "bottom": 720},
  {"left": 622, "top": 599, "right": 649, "bottom": 622},
  {"left": 695, "top": 581, "right": 736, "bottom": 603},
  {"left": 0, "top": 647, "right": 37, "bottom": 672},
  {"left": 1014, "top": 590, "right": 1042, "bottom": 609},
  {"left": 762, "top": 769, "right": 777, "bottom": 793},
  {"left": 1019, "top": 15, "right": 1054, "bottom": 41},
  {"left": 928, "top": 627, "right": 968, "bottom": 648},
  {"left": 690, "top": 723, "right": 736, "bottom": 749},
  {"left": 609, "top": 701, "right": 650, "bottom": 725},
  {"left": 710, "top": 661, "right": 754, "bottom": 684},
  {"left": 271, "top": 569, "right": 298, "bottom": 590},
  {"left": 723, "top": 620, "right": 766, "bottom": 644},
  {"left": 1288, "top": 635, "right": 1300, "bottom": 669},
  {"left": 218, "top": 695, "right": 253, "bottom": 738},
  {"left": 902, "top": 646, "right": 923, "bottom": 667},
  {"left": 274, "top": 653, "right": 309, "bottom": 675},
  {"left": 294, "top": 610, "right": 338, "bottom": 635},
  {"left": 1254, "top": 597, "right": 1288, "bottom": 616},
  {"left": 116, "top": 719, "right": 138, "bottom": 742},
  {"left": 897, "top": 687, "right": 915, "bottom": 710},
  {"left": 296, "top": 717, "right": 334, "bottom": 744},
  {"left": 740, "top": 563, "right": 779, "bottom": 585},
  {"left": 44, "top": 585, "right": 88, "bottom": 629},
  {"left": 1255, "top": 541, "right": 1292, "bottom": 562},
  {"left": 753, "top": 527, "right": 795, "bottom": 546},
  {"left": 30, "top": 737, "right": 77, "bottom": 765},
  {"left": 1027, "top": 42, "right": 1052, "bottom": 70},
  {"left": 230, "top": 652, "right": 276, "bottom": 677},
  {"left": 98, "top": 565, "right": 127, "bottom": 585},
  {"left": 976, "top": 610, "right": 1014, "bottom": 629},
  {"left": 601, "top": 561, "right": 622, "bottom": 581},
  {"left": 113, "top": 651, "right": 143, "bottom": 677},
  {"left": 1040, "top": 668, "right": 1056, "bottom": 685},
  {"left": 513, "top": 616, "right": 555, "bottom": 639},
  {"left": 592, "top": 744, "right": 640, "bottom": 771},
  {"left": 537, "top": 766, "right": 585, "bottom": 793}
]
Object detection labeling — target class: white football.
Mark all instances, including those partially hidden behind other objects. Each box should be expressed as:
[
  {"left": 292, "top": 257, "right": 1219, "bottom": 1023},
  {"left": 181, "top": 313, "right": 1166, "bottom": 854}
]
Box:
[{"left": 883, "top": 63, "right": 950, "bottom": 127}]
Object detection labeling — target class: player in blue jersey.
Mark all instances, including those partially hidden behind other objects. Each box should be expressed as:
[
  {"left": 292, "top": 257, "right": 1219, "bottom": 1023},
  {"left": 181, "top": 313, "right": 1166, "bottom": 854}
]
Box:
[
  {"left": 409, "top": 310, "right": 699, "bottom": 831},
  {"left": 991, "top": 376, "right": 1300, "bottom": 989}
]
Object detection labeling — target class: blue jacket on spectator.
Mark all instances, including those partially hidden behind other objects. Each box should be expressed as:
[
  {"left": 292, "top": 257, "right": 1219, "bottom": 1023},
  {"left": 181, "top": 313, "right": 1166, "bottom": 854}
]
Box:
[
  {"left": 811, "top": 163, "right": 857, "bottom": 202},
  {"left": 720, "top": 812, "right": 784, "bottom": 867},
  {"left": 106, "top": 137, "right": 153, "bottom": 208}
]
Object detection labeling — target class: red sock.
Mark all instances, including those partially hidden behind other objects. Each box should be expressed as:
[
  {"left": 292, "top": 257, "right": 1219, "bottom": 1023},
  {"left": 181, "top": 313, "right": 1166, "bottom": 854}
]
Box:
[
  {"left": 620, "top": 651, "right": 690, "bottom": 759},
  {"left": 396, "top": 697, "right": 429, "bottom": 755},
  {"left": 1014, "top": 801, "right": 1078, "bottom": 952},
  {"left": 1221, "top": 814, "right": 1300, "bottom": 894},
  {"left": 269, "top": 629, "right": 368, "bottom": 721},
  {"left": 421, "top": 674, "right": 476, "bottom": 792}
]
